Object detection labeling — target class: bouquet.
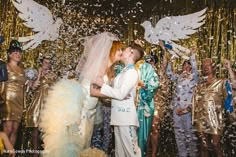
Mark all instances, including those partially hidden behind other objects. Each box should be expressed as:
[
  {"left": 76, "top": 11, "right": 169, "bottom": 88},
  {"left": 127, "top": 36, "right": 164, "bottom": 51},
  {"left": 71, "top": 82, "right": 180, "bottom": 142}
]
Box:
[{"left": 25, "top": 68, "right": 38, "bottom": 92}]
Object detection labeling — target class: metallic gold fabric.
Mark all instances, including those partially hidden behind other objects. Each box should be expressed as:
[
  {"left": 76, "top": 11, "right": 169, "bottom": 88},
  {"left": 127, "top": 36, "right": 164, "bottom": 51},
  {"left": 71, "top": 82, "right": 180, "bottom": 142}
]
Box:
[
  {"left": 193, "top": 78, "right": 227, "bottom": 135},
  {"left": 1, "top": 0, "right": 236, "bottom": 78},
  {"left": 153, "top": 70, "right": 172, "bottom": 120},
  {"left": 0, "top": 137, "right": 3, "bottom": 155},
  {"left": 0, "top": 66, "right": 26, "bottom": 122},
  {"left": 25, "top": 75, "right": 55, "bottom": 127},
  {"left": 80, "top": 147, "right": 107, "bottom": 157}
]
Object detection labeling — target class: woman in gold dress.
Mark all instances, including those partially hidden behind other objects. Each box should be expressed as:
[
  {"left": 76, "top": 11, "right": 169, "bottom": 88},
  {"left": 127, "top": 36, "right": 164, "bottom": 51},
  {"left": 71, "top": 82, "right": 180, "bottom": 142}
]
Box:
[
  {"left": 0, "top": 40, "right": 26, "bottom": 147},
  {"left": 25, "top": 55, "right": 57, "bottom": 157},
  {"left": 193, "top": 58, "right": 226, "bottom": 157}
]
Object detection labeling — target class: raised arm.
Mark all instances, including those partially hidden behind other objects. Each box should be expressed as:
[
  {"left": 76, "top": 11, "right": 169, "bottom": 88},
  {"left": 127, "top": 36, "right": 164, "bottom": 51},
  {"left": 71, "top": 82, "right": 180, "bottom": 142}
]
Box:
[
  {"left": 189, "top": 48, "right": 199, "bottom": 84},
  {"left": 159, "top": 40, "right": 177, "bottom": 79},
  {"left": 159, "top": 40, "right": 168, "bottom": 73},
  {"left": 166, "top": 62, "right": 178, "bottom": 81},
  {"left": 224, "top": 59, "right": 236, "bottom": 89}
]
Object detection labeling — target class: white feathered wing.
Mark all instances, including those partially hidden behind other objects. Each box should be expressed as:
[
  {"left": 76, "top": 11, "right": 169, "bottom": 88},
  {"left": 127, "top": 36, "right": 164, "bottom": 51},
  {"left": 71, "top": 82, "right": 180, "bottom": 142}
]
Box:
[
  {"left": 12, "top": 0, "right": 63, "bottom": 50},
  {"left": 141, "top": 8, "right": 207, "bottom": 58}
]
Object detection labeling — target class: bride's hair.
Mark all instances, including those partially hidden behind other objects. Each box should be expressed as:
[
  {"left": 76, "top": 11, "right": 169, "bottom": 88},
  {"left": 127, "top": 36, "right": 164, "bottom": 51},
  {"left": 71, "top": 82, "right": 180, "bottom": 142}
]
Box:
[
  {"left": 106, "top": 41, "right": 124, "bottom": 81},
  {"left": 109, "top": 41, "right": 124, "bottom": 63}
]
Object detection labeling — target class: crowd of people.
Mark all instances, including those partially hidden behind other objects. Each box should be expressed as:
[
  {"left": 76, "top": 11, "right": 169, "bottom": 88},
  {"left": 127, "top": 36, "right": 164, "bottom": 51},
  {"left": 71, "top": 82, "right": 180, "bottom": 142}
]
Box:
[{"left": 0, "top": 32, "right": 235, "bottom": 157}]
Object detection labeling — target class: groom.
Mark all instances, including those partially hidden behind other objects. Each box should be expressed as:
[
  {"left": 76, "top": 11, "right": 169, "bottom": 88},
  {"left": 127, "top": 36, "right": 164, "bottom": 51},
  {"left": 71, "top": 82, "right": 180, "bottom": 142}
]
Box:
[{"left": 90, "top": 43, "right": 144, "bottom": 157}]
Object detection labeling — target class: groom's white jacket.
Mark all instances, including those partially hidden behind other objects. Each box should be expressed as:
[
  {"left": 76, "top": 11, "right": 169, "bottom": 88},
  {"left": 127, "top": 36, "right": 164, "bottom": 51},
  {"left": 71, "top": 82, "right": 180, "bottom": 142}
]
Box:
[{"left": 101, "top": 67, "right": 139, "bottom": 127}]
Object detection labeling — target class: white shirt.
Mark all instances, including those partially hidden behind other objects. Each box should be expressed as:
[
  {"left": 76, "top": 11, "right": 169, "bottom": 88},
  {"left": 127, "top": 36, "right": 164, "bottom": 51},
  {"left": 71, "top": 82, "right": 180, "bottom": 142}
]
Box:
[{"left": 101, "top": 67, "right": 139, "bottom": 126}]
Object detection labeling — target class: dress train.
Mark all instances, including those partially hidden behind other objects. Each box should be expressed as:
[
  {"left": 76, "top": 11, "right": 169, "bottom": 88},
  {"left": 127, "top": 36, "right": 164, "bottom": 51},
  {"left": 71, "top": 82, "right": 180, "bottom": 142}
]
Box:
[{"left": 39, "top": 79, "right": 98, "bottom": 157}]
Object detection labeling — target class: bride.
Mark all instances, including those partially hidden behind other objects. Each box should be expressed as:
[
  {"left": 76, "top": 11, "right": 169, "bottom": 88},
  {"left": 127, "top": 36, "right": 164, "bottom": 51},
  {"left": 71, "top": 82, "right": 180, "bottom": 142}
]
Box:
[{"left": 39, "top": 32, "right": 124, "bottom": 157}]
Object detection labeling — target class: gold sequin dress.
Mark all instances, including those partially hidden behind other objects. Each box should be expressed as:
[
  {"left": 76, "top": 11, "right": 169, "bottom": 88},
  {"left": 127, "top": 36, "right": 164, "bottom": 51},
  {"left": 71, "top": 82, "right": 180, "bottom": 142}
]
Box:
[
  {"left": 0, "top": 66, "right": 25, "bottom": 122},
  {"left": 193, "top": 78, "right": 227, "bottom": 135},
  {"left": 26, "top": 75, "right": 55, "bottom": 127}
]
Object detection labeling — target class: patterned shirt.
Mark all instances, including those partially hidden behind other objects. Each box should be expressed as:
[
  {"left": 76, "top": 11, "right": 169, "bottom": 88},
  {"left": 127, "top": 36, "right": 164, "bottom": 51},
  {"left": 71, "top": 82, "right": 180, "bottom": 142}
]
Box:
[{"left": 166, "top": 55, "right": 199, "bottom": 111}]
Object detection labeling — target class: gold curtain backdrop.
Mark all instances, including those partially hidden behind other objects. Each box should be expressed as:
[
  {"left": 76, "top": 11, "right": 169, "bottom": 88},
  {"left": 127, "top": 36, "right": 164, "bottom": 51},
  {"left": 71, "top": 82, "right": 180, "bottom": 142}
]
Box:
[{"left": 0, "top": 0, "right": 236, "bottom": 77}]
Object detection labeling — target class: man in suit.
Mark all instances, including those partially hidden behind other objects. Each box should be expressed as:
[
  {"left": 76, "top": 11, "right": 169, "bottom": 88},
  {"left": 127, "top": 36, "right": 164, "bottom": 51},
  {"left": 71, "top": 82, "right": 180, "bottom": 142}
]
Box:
[{"left": 90, "top": 43, "right": 144, "bottom": 157}]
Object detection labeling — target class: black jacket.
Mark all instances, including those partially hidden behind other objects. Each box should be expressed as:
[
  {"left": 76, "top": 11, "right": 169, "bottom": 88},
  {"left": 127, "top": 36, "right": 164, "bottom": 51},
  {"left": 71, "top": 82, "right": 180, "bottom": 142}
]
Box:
[{"left": 0, "top": 60, "right": 8, "bottom": 82}]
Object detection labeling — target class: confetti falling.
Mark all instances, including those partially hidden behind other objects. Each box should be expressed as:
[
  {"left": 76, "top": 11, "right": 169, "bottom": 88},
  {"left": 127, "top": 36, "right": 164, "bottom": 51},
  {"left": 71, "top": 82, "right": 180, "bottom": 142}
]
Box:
[
  {"left": 0, "top": 1, "right": 236, "bottom": 156},
  {"left": 33, "top": 0, "right": 145, "bottom": 77}
]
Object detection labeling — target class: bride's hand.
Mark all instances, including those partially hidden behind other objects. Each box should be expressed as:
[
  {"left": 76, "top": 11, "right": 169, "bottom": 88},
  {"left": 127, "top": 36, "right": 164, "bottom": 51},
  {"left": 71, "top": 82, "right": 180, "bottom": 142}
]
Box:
[
  {"left": 95, "top": 76, "right": 104, "bottom": 87},
  {"left": 90, "top": 83, "right": 98, "bottom": 96}
]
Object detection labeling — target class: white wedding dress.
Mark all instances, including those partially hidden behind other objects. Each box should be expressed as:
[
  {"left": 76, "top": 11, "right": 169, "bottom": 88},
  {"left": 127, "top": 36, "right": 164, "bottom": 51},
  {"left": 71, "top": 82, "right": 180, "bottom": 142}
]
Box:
[
  {"left": 39, "top": 32, "right": 118, "bottom": 157},
  {"left": 39, "top": 78, "right": 98, "bottom": 157}
]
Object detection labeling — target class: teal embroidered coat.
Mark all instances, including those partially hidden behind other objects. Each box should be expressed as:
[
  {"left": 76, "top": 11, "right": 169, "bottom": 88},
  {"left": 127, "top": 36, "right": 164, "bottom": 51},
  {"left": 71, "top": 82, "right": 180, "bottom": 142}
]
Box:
[{"left": 135, "top": 60, "right": 159, "bottom": 157}]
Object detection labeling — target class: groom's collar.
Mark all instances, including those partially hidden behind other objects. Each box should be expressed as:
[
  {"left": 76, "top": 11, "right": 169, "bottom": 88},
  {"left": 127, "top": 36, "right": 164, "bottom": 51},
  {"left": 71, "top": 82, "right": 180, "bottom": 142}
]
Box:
[
  {"left": 121, "top": 64, "right": 135, "bottom": 73},
  {"left": 126, "top": 64, "right": 135, "bottom": 69}
]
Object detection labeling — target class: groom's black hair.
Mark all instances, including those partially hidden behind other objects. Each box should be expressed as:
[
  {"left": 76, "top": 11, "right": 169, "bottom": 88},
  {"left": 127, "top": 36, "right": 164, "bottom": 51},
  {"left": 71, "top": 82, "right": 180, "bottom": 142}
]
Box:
[{"left": 129, "top": 43, "right": 144, "bottom": 63}]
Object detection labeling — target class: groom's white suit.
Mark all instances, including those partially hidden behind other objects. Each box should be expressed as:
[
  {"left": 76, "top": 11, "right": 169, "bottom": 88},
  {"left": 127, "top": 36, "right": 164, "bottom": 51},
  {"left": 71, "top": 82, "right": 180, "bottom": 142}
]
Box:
[{"left": 101, "top": 64, "right": 141, "bottom": 157}]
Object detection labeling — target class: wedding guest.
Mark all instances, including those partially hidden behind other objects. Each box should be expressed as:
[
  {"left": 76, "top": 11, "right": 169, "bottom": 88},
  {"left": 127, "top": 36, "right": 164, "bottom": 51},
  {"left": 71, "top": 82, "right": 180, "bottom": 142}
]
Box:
[
  {"left": 0, "top": 40, "right": 26, "bottom": 147},
  {"left": 193, "top": 58, "right": 230, "bottom": 157},
  {"left": 25, "top": 55, "right": 57, "bottom": 157},
  {"left": 135, "top": 54, "right": 159, "bottom": 157},
  {"left": 167, "top": 48, "right": 199, "bottom": 157}
]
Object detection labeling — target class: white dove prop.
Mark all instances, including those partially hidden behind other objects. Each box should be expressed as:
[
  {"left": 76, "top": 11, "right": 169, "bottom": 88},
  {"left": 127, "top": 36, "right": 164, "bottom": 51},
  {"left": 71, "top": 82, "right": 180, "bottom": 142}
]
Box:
[
  {"left": 12, "top": 0, "right": 63, "bottom": 50},
  {"left": 141, "top": 8, "right": 207, "bottom": 59}
]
